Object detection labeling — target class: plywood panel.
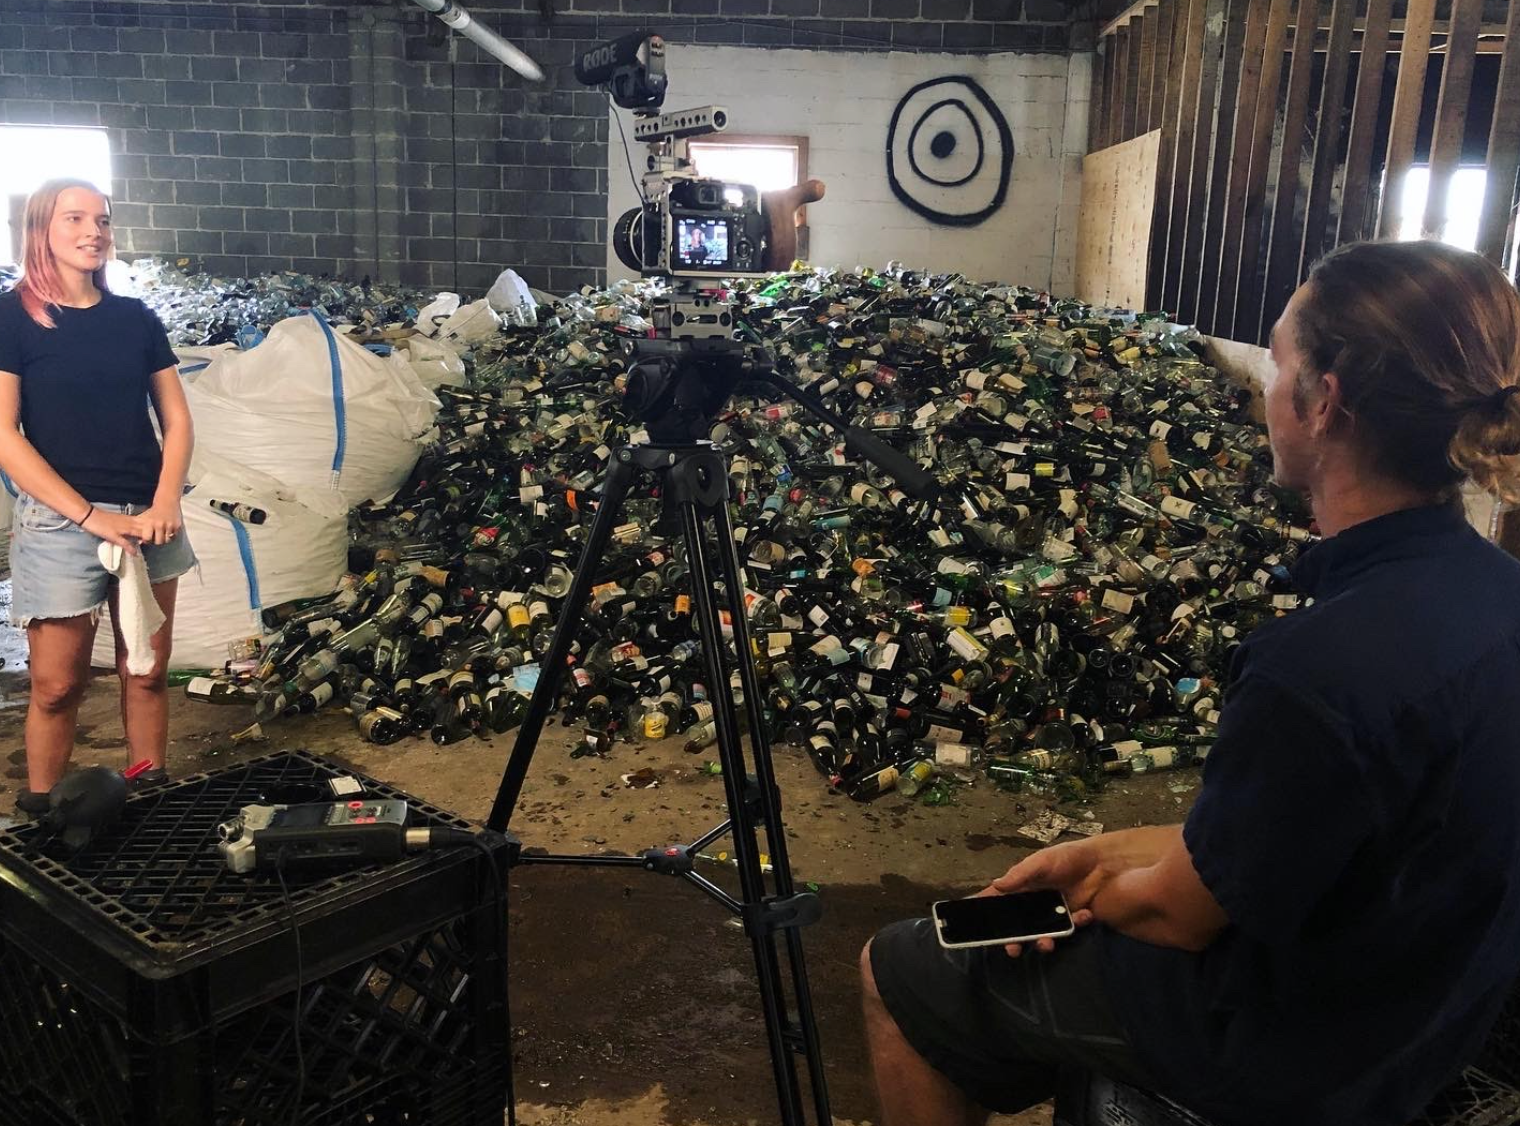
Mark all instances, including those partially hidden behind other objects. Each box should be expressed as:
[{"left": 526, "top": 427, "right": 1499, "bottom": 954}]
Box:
[{"left": 1077, "top": 130, "right": 1163, "bottom": 312}]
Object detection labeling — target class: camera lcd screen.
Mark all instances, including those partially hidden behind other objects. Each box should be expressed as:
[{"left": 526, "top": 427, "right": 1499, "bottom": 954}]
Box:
[
  {"left": 933, "top": 890, "right": 1071, "bottom": 945},
  {"left": 674, "top": 217, "right": 730, "bottom": 268}
]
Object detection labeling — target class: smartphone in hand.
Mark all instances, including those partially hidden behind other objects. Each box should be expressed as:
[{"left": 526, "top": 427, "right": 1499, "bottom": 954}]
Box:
[{"left": 931, "top": 889, "right": 1075, "bottom": 950}]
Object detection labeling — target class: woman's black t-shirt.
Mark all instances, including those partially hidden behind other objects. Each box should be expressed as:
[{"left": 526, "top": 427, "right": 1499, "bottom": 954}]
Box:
[{"left": 0, "top": 289, "right": 177, "bottom": 505}]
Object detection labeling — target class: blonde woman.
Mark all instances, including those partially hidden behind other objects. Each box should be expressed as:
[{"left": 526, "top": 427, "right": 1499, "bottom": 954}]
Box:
[{"left": 0, "top": 178, "right": 194, "bottom": 815}]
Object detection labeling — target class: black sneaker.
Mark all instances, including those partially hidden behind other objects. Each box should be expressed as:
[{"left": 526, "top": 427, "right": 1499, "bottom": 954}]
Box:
[
  {"left": 14, "top": 789, "right": 50, "bottom": 818},
  {"left": 126, "top": 767, "right": 170, "bottom": 793}
]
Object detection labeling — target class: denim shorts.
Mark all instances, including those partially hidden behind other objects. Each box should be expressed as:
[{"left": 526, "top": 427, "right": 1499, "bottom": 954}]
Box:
[{"left": 9, "top": 494, "right": 197, "bottom": 628}]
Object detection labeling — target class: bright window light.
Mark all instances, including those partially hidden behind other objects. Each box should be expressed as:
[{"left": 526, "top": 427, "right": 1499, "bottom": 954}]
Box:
[
  {"left": 0, "top": 126, "right": 112, "bottom": 265},
  {"left": 688, "top": 142, "right": 800, "bottom": 193},
  {"left": 1396, "top": 165, "right": 1488, "bottom": 251}
]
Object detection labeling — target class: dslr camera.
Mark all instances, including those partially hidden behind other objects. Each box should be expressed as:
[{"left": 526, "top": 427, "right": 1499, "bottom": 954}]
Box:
[{"left": 576, "top": 32, "right": 770, "bottom": 280}]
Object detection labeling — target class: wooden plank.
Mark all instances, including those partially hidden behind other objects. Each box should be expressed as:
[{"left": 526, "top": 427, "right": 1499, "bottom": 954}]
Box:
[
  {"left": 1106, "top": 27, "right": 1130, "bottom": 149},
  {"left": 1097, "top": 35, "right": 1117, "bottom": 150},
  {"left": 1256, "top": 0, "right": 1324, "bottom": 344},
  {"left": 1476, "top": 0, "right": 1520, "bottom": 263},
  {"left": 1076, "top": 132, "right": 1163, "bottom": 310},
  {"left": 1375, "top": 0, "right": 1435, "bottom": 237},
  {"left": 1212, "top": 0, "right": 1273, "bottom": 336},
  {"left": 1111, "top": 26, "right": 1132, "bottom": 146},
  {"left": 1136, "top": 8, "right": 1159, "bottom": 134},
  {"left": 1089, "top": 34, "right": 1107, "bottom": 153},
  {"left": 1145, "top": 0, "right": 1196, "bottom": 308},
  {"left": 1335, "top": 0, "right": 1393, "bottom": 244},
  {"left": 1175, "top": 0, "right": 1230, "bottom": 325},
  {"left": 1100, "top": 0, "right": 1158, "bottom": 40},
  {"left": 1146, "top": 0, "right": 1177, "bottom": 140},
  {"left": 1297, "top": 0, "right": 1357, "bottom": 273},
  {"left": 1421, "top": 0, "right": 1484, "bottom": 235},
  {"left": 1159, "top": 0, "right": 1209, "bottom": 313},
  {"left": 1122, "top": 14, "right": 1145, "bottom": 142},
  {"left": 1227, "top": 0, "right": 1291, "bottom": 341},
  {"left": 1192, "top": 0, "right": 1252, "bottom": 333}
]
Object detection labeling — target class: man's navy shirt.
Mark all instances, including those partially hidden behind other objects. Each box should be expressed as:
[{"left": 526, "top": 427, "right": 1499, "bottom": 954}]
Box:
[
  {"left": 1100, "top": 501, "right": 1520, "bottom": 1125},
  {"left": 0, "top": 290, "right": 176, "bottom": 506}
]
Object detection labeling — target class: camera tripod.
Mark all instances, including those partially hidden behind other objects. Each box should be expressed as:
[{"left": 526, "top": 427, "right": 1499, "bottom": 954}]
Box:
[{"left": 485, "top": 308, "right": 941, "bottom": 1126}]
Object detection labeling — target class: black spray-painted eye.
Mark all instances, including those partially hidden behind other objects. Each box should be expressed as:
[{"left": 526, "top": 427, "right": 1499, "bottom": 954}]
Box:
[{"left": 885, "top": 76, "right": 1014, "bottom": 228}]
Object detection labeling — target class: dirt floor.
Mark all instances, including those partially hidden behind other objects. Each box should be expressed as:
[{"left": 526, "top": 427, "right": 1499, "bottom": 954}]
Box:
[{"left": 0, "top": 577, "right": 1197, "bottom": 1126}]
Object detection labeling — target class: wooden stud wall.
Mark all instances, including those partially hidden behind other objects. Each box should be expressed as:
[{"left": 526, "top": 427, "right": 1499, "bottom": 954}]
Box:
[{"left": 1091, "top": 0, "right": 1520, "bottom": 345}]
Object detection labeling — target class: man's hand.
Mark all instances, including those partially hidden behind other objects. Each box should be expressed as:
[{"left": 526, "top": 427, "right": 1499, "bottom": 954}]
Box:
[
  {"left": 762, "top": 179, "right": 826, "bottom": 272},
  {"left": 979, "top": 839, "right": 1106, "bottom": 957}
]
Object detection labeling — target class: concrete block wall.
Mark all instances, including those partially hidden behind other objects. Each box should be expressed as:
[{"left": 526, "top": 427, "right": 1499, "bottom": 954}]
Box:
[{"left": 0, "top": 0, "right": 1077, "bottom": 294}]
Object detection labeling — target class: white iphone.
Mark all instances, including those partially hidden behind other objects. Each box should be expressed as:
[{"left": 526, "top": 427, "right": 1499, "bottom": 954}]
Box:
[{"left": 931, "top": 890, "right": 1076, "bottom": 949}]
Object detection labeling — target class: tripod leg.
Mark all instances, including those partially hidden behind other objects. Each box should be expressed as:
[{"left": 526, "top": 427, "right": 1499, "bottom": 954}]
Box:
[
  {"left": 705, "top": 493, "right": 833, "bottom": 1125},
  {"left": 678, "top": 497, "right": 809, "bottom": 1126},
  {"left": 486, "top": 450, "right": 638, "bottom": 833}
]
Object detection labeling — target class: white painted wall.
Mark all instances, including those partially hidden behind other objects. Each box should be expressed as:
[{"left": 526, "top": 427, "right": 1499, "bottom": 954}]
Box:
[{"left": 607, "top": 46, "right": 1090, "bottom": 295}]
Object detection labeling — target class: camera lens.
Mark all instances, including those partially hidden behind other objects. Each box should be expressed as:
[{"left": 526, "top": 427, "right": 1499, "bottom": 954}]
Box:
[
  {"left": 612, "top": 207, "right": 648, "bottom": 273},
  {"left": 713, "top": 110, "right": 727, "bottom": 129}
]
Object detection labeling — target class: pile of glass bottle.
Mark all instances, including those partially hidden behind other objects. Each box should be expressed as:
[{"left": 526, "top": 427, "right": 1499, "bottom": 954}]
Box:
[{"left": 183, "top": 263, "right": 1314, "bottom": 803}]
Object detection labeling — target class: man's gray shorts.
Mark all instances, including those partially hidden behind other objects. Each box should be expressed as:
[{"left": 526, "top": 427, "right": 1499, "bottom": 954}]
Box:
[{"left": 870, "top": 917, "right": 1159, "bottom": 1113}]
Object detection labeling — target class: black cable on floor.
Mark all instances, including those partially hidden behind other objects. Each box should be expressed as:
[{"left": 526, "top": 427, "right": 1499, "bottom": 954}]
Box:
[{"left": 276, "top": 857, "right": 308, "bottom": 1126}]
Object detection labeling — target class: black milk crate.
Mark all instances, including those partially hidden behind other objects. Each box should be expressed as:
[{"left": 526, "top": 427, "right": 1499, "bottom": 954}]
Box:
[{"left": 0, "top": 749, "right": 517, "bottom": 1126}]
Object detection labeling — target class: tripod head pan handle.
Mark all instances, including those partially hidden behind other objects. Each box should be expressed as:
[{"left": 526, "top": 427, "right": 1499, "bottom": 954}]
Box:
[{"left": 841, "top": 426, "right": 941, "bottom": 505}]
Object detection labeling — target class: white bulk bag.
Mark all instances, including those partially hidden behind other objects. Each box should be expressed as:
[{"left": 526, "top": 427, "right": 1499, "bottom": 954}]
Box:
[
  {"left": 184, "top": 312, "right": 439, "bottom": 506},
  {"left": 90, "top": 453, "right": 350, "bottom": 670}
]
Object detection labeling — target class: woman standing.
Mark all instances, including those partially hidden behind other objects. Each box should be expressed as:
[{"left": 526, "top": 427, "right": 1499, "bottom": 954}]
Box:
[{"left": 0, "top": 178, "right": 195, "bottom": 815}]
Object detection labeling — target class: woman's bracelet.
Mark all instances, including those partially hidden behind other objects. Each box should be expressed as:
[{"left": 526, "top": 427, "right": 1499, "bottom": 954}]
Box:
[{"left": 77, "top": 504, "right": 94, "bottom": 526}]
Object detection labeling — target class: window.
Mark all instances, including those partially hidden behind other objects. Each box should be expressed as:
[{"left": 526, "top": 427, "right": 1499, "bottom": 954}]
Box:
[
  {"left": 688, "top": 137, "right": 806, "bottom": 193},
  {"left": 0, "top": 126, "right": 112, "bottom": 265},
  {"left": 688, "top": 135, "right": 809, "bottom": 259},
  {"left": 1395, "top": 165, "right": 1488, "bottom": 252}
]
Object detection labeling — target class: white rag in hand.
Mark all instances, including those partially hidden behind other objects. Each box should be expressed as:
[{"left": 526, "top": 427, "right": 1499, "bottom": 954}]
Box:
[{"left": 97, "top": 541, "right": 166, "bottom": 676}]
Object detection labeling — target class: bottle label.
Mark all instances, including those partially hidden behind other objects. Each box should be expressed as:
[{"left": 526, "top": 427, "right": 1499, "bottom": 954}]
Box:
[
  {"left": 1005, "top": 472, "right": 1031, "bottom": 491},
  {"left": 508, "top": 604, "right": 531, "bottom": 629},
  {"left": 990, "top": 616, "right": 1015, "bottom": 639},
  {"left": 1160, "top": 494, "right": 1196, "bottom": 519},
  {"left": 643, "top": 712, "right": 668, "bottom": 739},
  {"left": 1149, "top": 420, "right": 1173, "bottom": 441},
  {"left": 946, "top": 627, "right": 987, "bottom": 661},
  {"left": 675, "top": 594, "right": 692, "bottom": 615},
  {"left": 935, "top": 743, "right": 974, "bottom": 768},
  {"left": 689, "top": 701, "right": 715, "bottom": 724},
  {"left": 925, "top": 722, "right": 964, "bottom": 742},
  {"left": 1101, "top": 588, "right": 1136, "bottom": 615},
  {"left": 767, "top": 631, "right": 793, "bottom": 655},
  {"left": 1272, "top": 594, "right": 1300, "bottom": 610},
  {"left": 310, "top": 682, "right": 334, "bottom": 707},
  {"left": 807, "top": 605, "right": 831, "bottom": 628}
]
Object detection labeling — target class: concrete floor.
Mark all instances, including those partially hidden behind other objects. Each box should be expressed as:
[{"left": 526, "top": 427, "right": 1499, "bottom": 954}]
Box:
[{"left": 0, "top": 578, "right": 1193, "bottom": 1126}]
